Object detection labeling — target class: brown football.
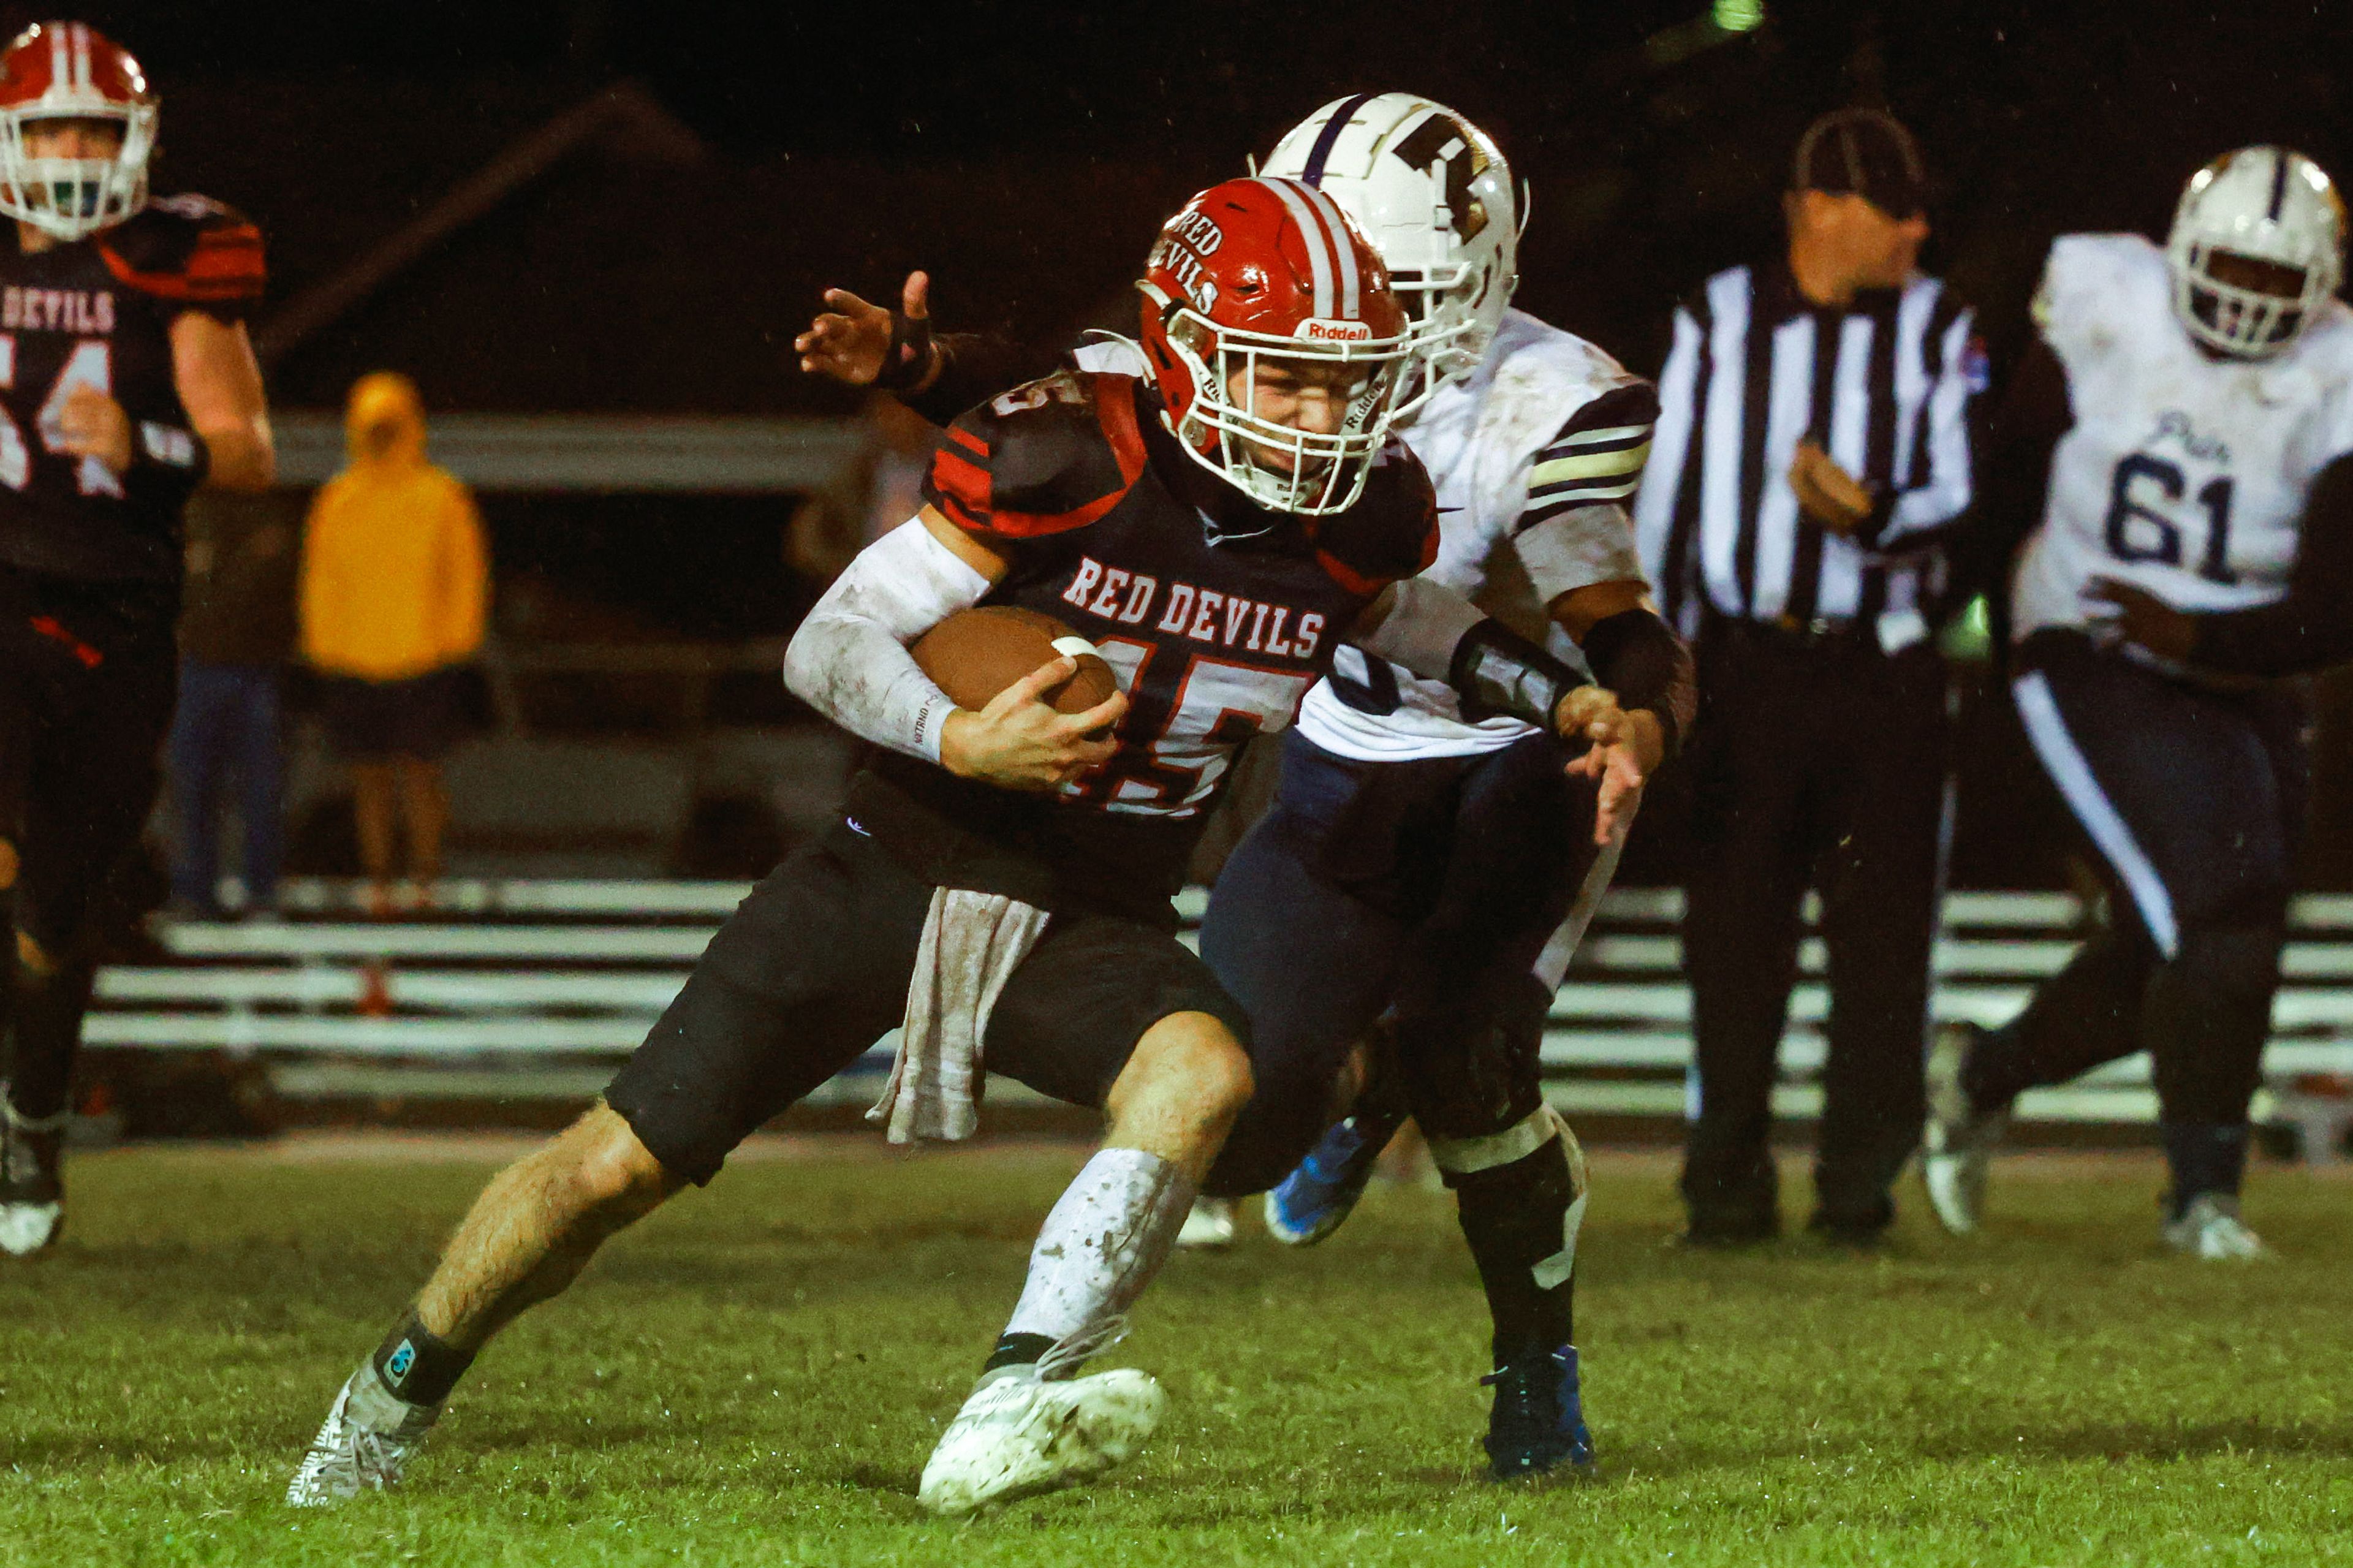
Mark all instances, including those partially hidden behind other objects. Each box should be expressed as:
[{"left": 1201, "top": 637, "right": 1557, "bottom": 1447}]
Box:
[{"left": 912, "top": 606, "right": 1121, "bottom": 724}]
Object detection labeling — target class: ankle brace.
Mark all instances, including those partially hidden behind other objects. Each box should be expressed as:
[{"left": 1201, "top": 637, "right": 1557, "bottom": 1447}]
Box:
[{"left": 372, "top": 1314, "right": 476, "bottom": 1408}]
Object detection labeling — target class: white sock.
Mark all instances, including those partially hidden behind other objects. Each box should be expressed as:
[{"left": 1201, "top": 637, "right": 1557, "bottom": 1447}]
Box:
[{"left": 1002, "top": 1148, "right": 1195, "bottom": 1362}]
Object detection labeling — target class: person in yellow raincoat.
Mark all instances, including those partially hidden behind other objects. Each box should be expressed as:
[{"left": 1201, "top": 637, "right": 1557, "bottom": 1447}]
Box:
[{"left": 299, "top": 373, "right": 487, "bottom": 912}]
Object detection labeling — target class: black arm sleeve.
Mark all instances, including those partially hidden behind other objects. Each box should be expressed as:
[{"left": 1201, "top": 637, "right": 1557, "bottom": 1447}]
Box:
[
  {"left": 1448, "top": 619, "right": 1592, "bottom": 728},
  {"left": 2188, "top": 453, "right": 2353, "bottom": 677},
  {"left": 1949, "top": 338, "right": 2074, "bottom": 610},
  {"left": 901, "top": 332, "right": 1066, "bottom": 427},
  {"left": 1579, "top": 607, "right": 1696, "bottom": 757}
]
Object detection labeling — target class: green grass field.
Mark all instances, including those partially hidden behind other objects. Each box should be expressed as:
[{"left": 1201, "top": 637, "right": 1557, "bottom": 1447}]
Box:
[{"left": 1, "top": 1135, "right": 2349, "bottom": 1567}]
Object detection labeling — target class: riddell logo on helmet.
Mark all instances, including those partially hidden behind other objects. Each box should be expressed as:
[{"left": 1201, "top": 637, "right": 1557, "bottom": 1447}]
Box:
[{"left": 1295, "top": 318, "right": 1373, "bottom": 342}]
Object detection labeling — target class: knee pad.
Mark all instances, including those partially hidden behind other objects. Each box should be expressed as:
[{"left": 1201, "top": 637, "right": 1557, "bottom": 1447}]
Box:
[{"left": 1435, "top": 1105, "right": 1590, "bottom": 1290}]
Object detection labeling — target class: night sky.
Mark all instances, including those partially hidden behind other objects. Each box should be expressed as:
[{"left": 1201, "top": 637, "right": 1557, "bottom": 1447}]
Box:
[{"left": 59, "top": 0, "right": 2353, "bottom": 377}]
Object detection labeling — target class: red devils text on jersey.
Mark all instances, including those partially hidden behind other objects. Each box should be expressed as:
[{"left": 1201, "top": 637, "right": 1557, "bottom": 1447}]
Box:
[
  {"left": 849, "top": 368, "right": 1439, "bottom": 921},
  {"left": 0, "top": 193, "right": 265, "bottom": 582}
]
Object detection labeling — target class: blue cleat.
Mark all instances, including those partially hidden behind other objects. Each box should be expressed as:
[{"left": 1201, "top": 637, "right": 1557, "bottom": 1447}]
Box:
[
  {"left": 1481, "top": 1345, "right": 1594, "bottom": 1483},
  {"left": 1262, "top": 1110, "right": 1401, "bottom": 1247}
]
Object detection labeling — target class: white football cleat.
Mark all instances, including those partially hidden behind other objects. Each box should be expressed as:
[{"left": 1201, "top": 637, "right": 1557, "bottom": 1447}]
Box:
[
  {"left": 2162, "top": 1194, "right": 2269, "bottom": 1261},
  {"left": 1921, "top": 1025, "right": 2007, "bottom": 1236},
  {"left": 0, "top": 1102, "right": 65, "bottom": 1257},
  {"left": 0, "top": 1198, "right": 60, "bottom": 1256},
  {"left": 286, "top": 1365, "right": 442, "bottom": 1506},
  {"left": 919, "top": 1365, "right": 1167, "bottom": 1515},
  {"left": 1175, "top": 1197, "right": 1236, "bottom": 1251}
]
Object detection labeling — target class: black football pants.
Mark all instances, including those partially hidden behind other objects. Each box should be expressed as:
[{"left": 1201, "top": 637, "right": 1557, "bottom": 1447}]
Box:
[
  {"left": 1678, "top": 621, "right": 1950, "bottom": 1233},
  {"left": 1961, "top": 630, "right": 2305, "bottom": 1132},
  {"left": 0, "top": 569, "right": 179, "bottom": 1123},
  {"left": 1200, "top": 728, "right": 1599, "bottom": 1196}
]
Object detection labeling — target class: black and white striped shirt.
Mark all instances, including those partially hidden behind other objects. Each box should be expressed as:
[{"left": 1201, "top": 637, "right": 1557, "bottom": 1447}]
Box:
[{"left": 1634, "top": 260, "right": 1982, "bottom": 651}]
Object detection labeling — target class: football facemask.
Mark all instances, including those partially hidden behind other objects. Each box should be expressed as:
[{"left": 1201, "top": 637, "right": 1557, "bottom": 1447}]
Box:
[
  {"left": 0, "top": 23, "right": 156, "bottom": 242},
  {"left": 2166, "top": 146, "right": 2345, "bottom": 359},
  {"left": 1139, "top": 176, "right": 1412, "bottom": 518},
  {"left": 1260, "top": 93, "right": 1521, "bottom": 422}
]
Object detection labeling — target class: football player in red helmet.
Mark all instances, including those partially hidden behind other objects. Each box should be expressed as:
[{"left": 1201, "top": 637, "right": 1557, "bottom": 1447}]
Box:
[
  {"left": 801, "top": 105, "right": 1692, "bottom": 1484},
  {"left": 290, "top": 176, "right": 1630, "bottom": 1513},
  {"left": 0, "top": 22, "right": 273, "bottom": 1258}
]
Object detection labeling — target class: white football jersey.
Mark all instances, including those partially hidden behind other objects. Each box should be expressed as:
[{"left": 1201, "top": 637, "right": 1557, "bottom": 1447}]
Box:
[
  {"left": 1297, "top": 308, "right": 1654, "bottom": 762},
  {"left": 2012, "top": 233, "right": 2353, "bottom": 646}
]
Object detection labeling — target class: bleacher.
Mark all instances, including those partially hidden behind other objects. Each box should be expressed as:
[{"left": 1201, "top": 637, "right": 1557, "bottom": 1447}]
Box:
[{"left": 86, "top": 879, "right": 2353, "bottom": 1153}]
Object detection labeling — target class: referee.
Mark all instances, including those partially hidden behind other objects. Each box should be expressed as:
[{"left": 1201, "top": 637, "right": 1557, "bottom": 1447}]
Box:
[{"left": 1635, "top": 108, "right": 1985, "bottom": 1246}]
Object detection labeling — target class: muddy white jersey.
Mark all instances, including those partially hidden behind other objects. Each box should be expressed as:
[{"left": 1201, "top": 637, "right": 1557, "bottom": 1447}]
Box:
[
  {"left": 2013, "top": 233, "right": 2353, "bottom": 645},
  {"left": 1296, "top": 308, "right": 1656, "bottom": 761}
]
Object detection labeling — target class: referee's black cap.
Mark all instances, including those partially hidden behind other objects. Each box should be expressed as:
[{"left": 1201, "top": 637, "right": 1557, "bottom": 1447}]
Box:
[{"left": 1792, "top": 107, "right": 1928, "bottom": 219}]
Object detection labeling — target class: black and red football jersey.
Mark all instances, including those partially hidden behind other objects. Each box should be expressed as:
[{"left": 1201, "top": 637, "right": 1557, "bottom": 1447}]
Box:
[
  {"left": 850, "top": 368, "right": 1438, "bottom": 919},
  {"left": 0, "top": 193, "right": 265, "bottom": 583}
]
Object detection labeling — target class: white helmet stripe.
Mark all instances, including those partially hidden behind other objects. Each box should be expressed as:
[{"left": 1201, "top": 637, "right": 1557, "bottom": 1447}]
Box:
[
  {"left": 72, "top": 23, "right": 89, "bottom": 89},
  {"left": 47, "top": 25, "right": 65, "bottom": 94},
  {"left": 1298, "top": 181, "right": 1362, "bottom": 318},
  {"left": 1256, "top": 176, "right": 1335, "bottom": 319}
]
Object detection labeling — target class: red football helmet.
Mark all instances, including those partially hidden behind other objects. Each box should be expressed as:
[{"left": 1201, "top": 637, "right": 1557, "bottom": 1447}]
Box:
[
  {"left": 1138, "top": 176, "right": 1412, "bottom": 516},
  {"left": 0, "top": 22, "right": 155, "bottom": 241}
]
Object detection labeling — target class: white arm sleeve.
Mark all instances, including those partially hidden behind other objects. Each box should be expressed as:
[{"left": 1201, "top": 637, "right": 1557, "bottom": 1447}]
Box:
[{"left": 782, "top": 517, "right": 993, "bottom": 763}]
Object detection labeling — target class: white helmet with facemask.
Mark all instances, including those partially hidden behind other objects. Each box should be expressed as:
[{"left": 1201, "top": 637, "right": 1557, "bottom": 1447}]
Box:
[
  {"left": 2165, "top": 146, "right": 2345, "bottom": 359},
  {"left": 1260, "top": 93, "right": 1519, "bottom": 422}
]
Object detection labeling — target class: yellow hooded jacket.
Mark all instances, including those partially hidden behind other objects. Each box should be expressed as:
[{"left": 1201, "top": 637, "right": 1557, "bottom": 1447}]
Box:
[{"left": 299, "top": 373, "right": 488, "bottom": 682}]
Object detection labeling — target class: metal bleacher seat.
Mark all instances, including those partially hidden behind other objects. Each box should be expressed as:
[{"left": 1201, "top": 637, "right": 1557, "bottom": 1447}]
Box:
[{"left": 85, "top": 879, "right": 2353, "bottom": 1151}]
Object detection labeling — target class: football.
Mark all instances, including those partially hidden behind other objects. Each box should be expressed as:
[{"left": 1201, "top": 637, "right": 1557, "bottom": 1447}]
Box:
[{"left": 911, "top": 605, "right": 1121, "bottom": 722}]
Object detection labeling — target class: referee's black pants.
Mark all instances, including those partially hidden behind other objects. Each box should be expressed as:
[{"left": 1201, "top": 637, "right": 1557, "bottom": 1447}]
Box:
[{"left": 1678, "top": 619, "right": 1950, "bottom": 1237}]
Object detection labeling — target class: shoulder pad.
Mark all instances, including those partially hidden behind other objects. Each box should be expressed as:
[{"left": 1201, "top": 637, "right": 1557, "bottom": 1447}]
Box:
[
  {"left": 1069, "top": 335, "right": 1150, "bottom": 377},
  {"left": 2038, "top": 233, "right": 2163, "bottom": 357},
  {"left": 1312, "top": 439, "right": 1439, "bottom": 597},
  {"left": 923, "top": 371, "right": 1149, "bottom": 543},
  {"left": 96, "top": 195, "right": 266, "bottom": 317}
]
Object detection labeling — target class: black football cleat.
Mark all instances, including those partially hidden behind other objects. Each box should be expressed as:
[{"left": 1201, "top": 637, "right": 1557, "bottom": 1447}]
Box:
[{"left": 1481, "top": 1344, "right": 1594, "bottom": 1483}]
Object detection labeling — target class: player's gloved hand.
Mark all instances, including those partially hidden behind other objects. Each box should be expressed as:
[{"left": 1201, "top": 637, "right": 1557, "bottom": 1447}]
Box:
[
  {"left": 795, "top": 271, "right": 936, "bottom": 389},
  {"left": 1567, "top": 707, "right": 1665, "bottom": 846},
  {"left": 55, "top": 383, "right": 132, "bottom": 474},
  {"left": 1789, "top": 439, "right": 1874, "bottom": 536},
  {"left": 2085, "top": 576, "right": 2197, "bottom": 662},
  {"left": 939, "top": 655, "right": 1126, "bottom": 792}
]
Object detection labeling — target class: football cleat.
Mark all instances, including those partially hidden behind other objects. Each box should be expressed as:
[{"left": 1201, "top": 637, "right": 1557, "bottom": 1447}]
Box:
[
  {"left": 1921, "top": 1023, "right": 2009, "bottom": 1237},
  {"left": 2162, "top": 1193, "right": 2270, "bottom": 1261},
  {"left": 919, "top": 1363, "right": 1167, "bottom": 1515},
  {"left": 286, "top": 1365, "right": 441, "bottom": 1507},
  {"left": 0, "top": 1100, "right": 65, "bottom": 1257},
  {"left": 1263, "top": 1111, "right": 1401, "bottom": 1248},
  {"left": 1482, "top": 1344, "right": 1594, "bottom": 1484},
  {"left": 1175, "top": 1197, "right": 1236, "bottom": 1251}
]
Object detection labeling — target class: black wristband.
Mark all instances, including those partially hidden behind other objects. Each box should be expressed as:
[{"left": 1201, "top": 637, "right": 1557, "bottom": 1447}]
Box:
[
  {"left": 871, "top": 308, "right": 936, "bottom": 392},
  {"left": 1448, "top": 618, "right": 1590, "bottom": 729},
  {"left": 1579, "top": 607, "right": 1694, "bottom": 758},
  {"left": 373, "top": 1313, "right": 477, "bottom": 1407},
  {"left": 123, "top": 420, "right": 209, "bottom": 514}
]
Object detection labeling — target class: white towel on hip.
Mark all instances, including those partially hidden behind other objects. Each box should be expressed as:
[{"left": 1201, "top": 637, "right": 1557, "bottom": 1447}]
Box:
[{"left": 868, "top": 886, "right": 1053, "bottom": 1144}]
